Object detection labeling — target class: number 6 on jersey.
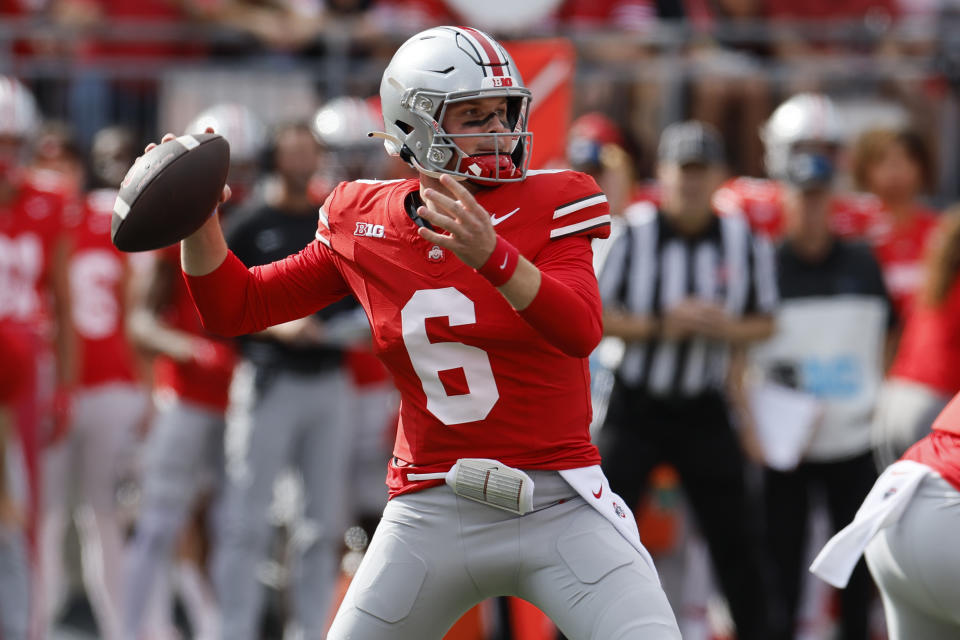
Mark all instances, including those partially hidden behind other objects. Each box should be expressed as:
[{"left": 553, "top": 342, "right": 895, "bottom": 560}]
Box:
[{"left": 401, "top": 288, "right": 500, "bottom": 425}]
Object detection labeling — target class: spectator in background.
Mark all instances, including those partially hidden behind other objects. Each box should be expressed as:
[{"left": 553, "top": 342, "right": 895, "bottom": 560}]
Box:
[
  {"left": 749, "top": 134, "right": 894, "bottom": 640},
  {"left": 596, "top": 121, "right": 777, "bottom": 640},
  {"left": 50, "top": 0, "right": 212, "bottom": 145},
  {"left": 850, "top": 127, "right": 939, "bottom": 318},
  {"left": 686, "top": 0, "right": 773, "bottom": 177},
  {"left": 873, "top": 208, "right": 960, "bottom": 468},
  {"left": 766, "top": 0, "right": 900, "bottom": 89},
  {"left": 36, "top": 125, "right": 149, "bottom": 640}
]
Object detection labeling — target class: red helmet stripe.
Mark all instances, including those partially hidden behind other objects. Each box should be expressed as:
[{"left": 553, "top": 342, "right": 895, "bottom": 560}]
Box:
[{"left": 459, "top": 27, "right": 506, "bottom": 77}]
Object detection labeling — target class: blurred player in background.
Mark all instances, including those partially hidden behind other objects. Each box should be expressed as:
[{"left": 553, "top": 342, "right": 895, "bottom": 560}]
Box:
[
  {"left": 750, "top": 132, "right": 895, "bottom": 640},
  {"left": 0, "top": 76, "right": 77, "bottom": 636},
  {"left": 0, "top": 325, "right": 33, "bottom": 640},
  {"left": 36, "top": 124, "right": 149, "bottom": 640},
  {"left": 121, "top": 107, "right": 249, "bottom": 640},
  {"left": 311, "top": 96, "right": 397, "bottom": 542},
  {"left": 215, "top": 120, "right": 362, "bottom": 640},
  {"left": 713, "top": 92, "right": 879, "bottom": 241},
  {"left": 177, "top": 26, "right": 681, "bottom": 639}
]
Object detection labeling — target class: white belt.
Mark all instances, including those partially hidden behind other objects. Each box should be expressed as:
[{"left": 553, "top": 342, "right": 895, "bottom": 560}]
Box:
[
  {"left": 408, "top": 458, "right": 535, "bottom": 515},
  {"left": 809, "top": 459, "right": 933, "bottom": 588}
]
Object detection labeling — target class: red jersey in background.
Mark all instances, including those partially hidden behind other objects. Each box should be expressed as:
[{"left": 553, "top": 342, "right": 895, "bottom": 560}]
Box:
[
  {"left": 152, "top": 245, "right": 235, "bottom": 412},
  {"left": 69, "top": 188, "right": 139, "bottom": 388}
]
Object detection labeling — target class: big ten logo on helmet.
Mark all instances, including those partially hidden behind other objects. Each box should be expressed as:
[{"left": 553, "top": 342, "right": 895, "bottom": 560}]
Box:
[
  {"left": 354, "top": 222, "right": 385, "bottom": 238},
  {"left": 482, "top": 77, "right": 513, "bottom": 88}
]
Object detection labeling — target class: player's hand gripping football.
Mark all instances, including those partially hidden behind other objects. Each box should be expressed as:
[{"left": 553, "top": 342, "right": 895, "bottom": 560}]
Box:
[
  {"left": 418, "top": 174, "right": 498, "bottom": 269},
  {"left": 144, "top": 127, "right": 232, "bottom": 211}
]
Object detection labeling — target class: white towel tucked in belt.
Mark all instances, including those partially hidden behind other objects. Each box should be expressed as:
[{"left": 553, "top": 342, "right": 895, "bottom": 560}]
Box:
[{"left": 810, "top": 460, "right": 933, "bottom": 588}]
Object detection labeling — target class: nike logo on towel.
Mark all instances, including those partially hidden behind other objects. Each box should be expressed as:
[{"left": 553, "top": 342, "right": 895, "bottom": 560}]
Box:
[{"left": 490, "top": 208, "right": 520, "bottom": 226}]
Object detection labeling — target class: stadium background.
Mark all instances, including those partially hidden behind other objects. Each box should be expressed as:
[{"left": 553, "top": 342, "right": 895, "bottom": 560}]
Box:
[{"left": 2, "top": 0, "right": 956, "bottom": 639}]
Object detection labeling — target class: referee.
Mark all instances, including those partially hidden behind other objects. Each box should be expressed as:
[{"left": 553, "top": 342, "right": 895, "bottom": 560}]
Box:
[{"left": 597, "top": 121, "right": 778, "bottom": 639}]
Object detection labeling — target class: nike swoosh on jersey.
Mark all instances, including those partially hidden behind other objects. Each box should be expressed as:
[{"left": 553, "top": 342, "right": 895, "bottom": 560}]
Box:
[
  {"left": 592, "top": 485, "right": 602, "bottom": 499},
  {"left": 490, "top": 207, "right": 520, "bottom": 226}
]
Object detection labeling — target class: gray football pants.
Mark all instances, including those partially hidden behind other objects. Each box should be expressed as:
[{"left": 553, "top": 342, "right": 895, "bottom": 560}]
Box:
[
  {"left": 327, "top": 470, "right": 681, "bottom": 640},
  {"left": 0, "top": 522, "right": 29, "bottom": 640},
  {"left": 866, "top": 472, "right": 960, "bottom": 639},
  {"left": 122, "top": 399, "right": 226, "bottom": 640},
  {"left": 215, "top": 364, "right": 352, "bottom": 640}
]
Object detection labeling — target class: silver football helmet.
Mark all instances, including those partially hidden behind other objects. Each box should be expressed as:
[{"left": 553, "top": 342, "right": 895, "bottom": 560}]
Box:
[
  {"left": 762, "top": 92, "right": 845, "bottom": 181},
  {"left": 312, "top": 96, "right": 385, "bottom": 181},
  {"left": 0, "top": 76, "right": 40, "bottom": 140},
  {"left": 186, "top": 102, "right": 266, "bottom": 164},
  {"left": 375, "top": 26, "right": 532, "bottom": 183}
]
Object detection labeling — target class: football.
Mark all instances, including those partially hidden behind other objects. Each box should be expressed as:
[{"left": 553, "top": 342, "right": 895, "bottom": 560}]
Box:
[{"left": 111, "top": 133, "right": 230, "bottom": 252}]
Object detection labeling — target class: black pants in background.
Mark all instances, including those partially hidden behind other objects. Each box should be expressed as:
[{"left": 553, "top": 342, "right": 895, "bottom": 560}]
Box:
[
  {"left": 597, "top": 385, "right": 774, "bottom": 640},
  {"left": 764, "top": 452, "right": 877, "bottom": 640}
]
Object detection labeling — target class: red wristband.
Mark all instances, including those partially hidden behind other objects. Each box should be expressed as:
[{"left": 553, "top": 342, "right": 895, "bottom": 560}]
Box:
[{"left": 477, "top": 236, "right": 520, "bottom": 286}]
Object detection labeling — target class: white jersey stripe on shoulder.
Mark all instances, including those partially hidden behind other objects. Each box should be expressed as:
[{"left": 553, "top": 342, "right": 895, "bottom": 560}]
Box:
[
  {"left": 550, "top": 215, "right": 611, "bottom": 239},
  {"left": 315, "top": 231, "right": 331, "bottom": 247},
  {"left": 318, "top": 207, "right": 329, "bottom": 229},
  {"left": 526, "top": 168, "right": 570, "bottom": 175},
  {"left": 354, "top": 178, "right": 407, "bottom": 185},
  {"left": 554, "top": 194, "right": 607, "bottom": 219}
]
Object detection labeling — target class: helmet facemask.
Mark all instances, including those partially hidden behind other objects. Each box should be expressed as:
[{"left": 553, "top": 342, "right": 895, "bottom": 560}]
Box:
[{"left": 391, "top": 87, "right": 533, "bottom": 184}]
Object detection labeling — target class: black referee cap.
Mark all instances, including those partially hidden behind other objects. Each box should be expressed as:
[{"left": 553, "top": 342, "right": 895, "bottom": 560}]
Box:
[{"left": 658, "top": 121, "right": 726, "bottom": 167}]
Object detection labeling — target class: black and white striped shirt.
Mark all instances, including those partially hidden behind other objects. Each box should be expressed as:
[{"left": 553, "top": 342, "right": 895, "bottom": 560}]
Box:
[{"left": 598, "top": 204, "right": 778, "bottom": 397}]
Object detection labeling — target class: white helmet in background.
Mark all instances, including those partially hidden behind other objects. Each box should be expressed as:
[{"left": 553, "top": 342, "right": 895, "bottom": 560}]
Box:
[
  {"left": 186, "top": 103, "right": 266, "bottom": 164},
  {"left": 0, "top": 76, "right": 40, "bottom": 140},
  {"left": 376, "top": 26, "right": 532, "bottom": 183},
  {"left": 312, "top": 96, "right": 385, "bottom": 182},
  {"left": 762, "top": 92, "right": 845, "bottom": 180}
]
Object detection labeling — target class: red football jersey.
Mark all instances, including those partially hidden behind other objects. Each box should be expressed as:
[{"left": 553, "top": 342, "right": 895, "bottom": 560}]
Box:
[
  {"left": 889, "top": 277, "right": 960, "bottom": 395},
  {"left": 188, "top": 170, "right": 611, "bottom": 498},
  {"left": 152, "top": 245, "right": 236, "bottom": 411},
  {"left": 0, "top": 172, "right": 74, "bottom": 335},
  {"left": 902, "top": 392, "right": 960, "bottom": 493},
  {"left": 70, "top": 189, "right": 139, "bottom": 388},
  {"left": 862, "top": 205, "right": 939, "bottom": 316},
  {"left": 713, "top": 177, "right": 882, "bottom": 240}
]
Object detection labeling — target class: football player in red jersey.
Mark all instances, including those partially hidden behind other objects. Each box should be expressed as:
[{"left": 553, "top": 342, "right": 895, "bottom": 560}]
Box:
[
  {"left": 712, "top": 92, "right": 883, "bottom": 241},
  {"left": 812, "top": 390, "right": 960, "bottom": 639},
  {"left": 36, "top": 125, "right": 149, "bottom": 640},
  {"left": 164, "top": 26, "right": 680, "bottom": 639},
  {"left": 0, "top": 324, "right": 33, "bottom": 640},
  {"left": 0, "top": 76, "right": 77, "bottom": 632}
]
